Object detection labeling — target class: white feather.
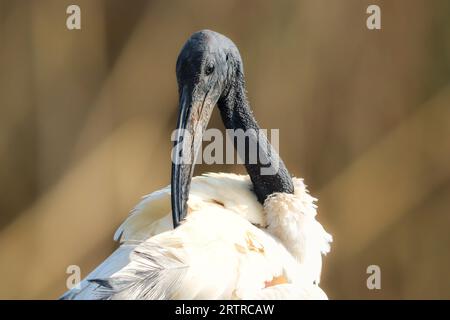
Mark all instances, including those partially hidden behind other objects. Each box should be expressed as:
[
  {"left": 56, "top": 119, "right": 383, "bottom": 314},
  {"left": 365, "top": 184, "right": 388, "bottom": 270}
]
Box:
[{"left": 61, "top": 173, "right": 332, "bottom": 300}]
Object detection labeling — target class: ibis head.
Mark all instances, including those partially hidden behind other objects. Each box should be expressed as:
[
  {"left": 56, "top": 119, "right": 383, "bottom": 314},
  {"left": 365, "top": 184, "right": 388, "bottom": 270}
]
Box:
[{"left": 171, "top": 30, "right": 294, "bottom": 228}]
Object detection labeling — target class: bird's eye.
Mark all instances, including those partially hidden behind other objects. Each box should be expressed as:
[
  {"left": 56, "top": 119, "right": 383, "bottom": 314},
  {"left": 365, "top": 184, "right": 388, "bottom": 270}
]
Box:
[{"left": 205, "top": 63, "right": 214, "bottom": 75}]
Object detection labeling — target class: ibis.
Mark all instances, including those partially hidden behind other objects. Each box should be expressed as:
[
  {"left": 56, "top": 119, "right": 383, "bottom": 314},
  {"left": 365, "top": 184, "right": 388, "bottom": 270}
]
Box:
[{"left": 60, "top": 30, "right": 332, "bottom": 300}]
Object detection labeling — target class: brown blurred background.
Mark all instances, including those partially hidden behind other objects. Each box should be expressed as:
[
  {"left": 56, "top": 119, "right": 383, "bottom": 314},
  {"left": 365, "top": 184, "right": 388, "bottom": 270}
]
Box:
[{"left": 0, "top": 0, "right": 449, "bottom": 299}]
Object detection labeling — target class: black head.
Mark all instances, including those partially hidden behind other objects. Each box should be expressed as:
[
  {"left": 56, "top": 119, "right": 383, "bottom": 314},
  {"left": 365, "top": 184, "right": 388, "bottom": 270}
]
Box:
[
  {"left": 171, "top": 30, "right": 294, "bottom": 228},
  {"left": 171, "top": 30, "right": 244, "bottom": 227},
  {"left": 175, "top": 30, "right": 243, "bottom": 103}
]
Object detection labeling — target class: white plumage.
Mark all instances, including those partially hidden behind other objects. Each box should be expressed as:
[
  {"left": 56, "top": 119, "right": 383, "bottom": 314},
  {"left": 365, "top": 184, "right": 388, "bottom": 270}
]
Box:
[
  {"left": 61, "top": 173, "right": 332, "bottom": 300},
  {"left": 61, "top": 29, "right": 333, "bottom": 300}
]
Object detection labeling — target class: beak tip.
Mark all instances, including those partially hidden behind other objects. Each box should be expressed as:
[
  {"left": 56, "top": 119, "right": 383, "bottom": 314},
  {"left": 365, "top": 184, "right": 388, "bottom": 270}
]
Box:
[{"left": 171, "top": 85, "right": 215, "bottom": 229}]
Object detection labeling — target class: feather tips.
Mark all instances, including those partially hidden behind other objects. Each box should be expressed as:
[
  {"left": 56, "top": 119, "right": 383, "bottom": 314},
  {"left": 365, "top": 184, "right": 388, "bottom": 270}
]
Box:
[
  {"left": 61, "top": 173, "right": 332, "bottom": 300},
  {"left": 88, "top": 243, "right": 188, "bottom": 300}
]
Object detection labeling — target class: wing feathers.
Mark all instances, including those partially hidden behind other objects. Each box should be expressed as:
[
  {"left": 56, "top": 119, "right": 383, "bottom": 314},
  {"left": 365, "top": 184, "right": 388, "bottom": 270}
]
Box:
[
  {"left": 87, "top": 243, "right": 188, "bottom": 300},
  {"left": 61, "top": 173, "right": 332, "bottom": 300}
]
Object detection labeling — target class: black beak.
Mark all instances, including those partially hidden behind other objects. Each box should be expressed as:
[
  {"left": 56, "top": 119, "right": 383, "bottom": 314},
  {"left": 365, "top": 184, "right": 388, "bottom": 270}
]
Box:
[{"left": 171, "top": 84, "right": 216, "bottom": 228}]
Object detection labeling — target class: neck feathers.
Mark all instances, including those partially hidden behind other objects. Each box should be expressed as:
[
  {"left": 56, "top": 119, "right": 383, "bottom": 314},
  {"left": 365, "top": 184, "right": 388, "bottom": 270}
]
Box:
[{"left": 218, "top": 74, "right": 294, "bottom": 203}]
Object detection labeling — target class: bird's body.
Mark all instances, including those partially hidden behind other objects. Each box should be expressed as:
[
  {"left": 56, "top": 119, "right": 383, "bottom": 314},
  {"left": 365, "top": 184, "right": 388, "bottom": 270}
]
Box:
[
  {"left": 61, "top": 29, "right": 333, "bottom": 300},
  {"left": 61, "top": 173, "right": 331, "bottom": 300}
]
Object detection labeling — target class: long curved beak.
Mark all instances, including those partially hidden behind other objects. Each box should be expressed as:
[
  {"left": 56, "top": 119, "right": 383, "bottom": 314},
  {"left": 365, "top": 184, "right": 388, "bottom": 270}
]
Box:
[{"left": 171, "top": 85, "right": 216, "bottom": 228}]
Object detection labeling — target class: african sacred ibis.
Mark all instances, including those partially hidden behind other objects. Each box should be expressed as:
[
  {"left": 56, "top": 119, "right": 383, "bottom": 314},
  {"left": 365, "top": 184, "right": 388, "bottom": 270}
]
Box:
[{"left": 60, "top": 30, "right": 332, "bottom": 300}]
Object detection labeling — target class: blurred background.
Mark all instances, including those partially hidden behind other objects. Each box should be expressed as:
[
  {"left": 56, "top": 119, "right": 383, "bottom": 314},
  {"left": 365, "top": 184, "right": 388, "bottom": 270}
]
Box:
[{"left": 0, "top": 0, "right": 449, "bottom": 299}]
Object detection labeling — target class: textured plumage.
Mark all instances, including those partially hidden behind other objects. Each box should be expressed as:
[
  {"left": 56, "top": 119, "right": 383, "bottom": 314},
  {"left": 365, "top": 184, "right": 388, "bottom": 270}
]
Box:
[
  {"left": 61, "top": 173, "right": 332, "bottom": 300},
  {"left": 61, "top": 29, "right": 333, "bottom": 300}
]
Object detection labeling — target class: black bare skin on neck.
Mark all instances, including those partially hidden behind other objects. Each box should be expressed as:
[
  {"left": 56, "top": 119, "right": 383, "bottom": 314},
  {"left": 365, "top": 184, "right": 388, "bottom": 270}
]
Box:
[
  {"left": 173, "top": 30, "right": 294, "bottom": 218},
  {"left": 217, "top": 57, "right": 294, "bottom": 203}
]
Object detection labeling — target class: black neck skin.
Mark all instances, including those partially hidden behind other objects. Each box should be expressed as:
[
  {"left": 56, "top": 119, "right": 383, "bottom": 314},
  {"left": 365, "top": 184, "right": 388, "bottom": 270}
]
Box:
[{"left": 217, "top": 74, "right": 294, "bottom": 203}]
